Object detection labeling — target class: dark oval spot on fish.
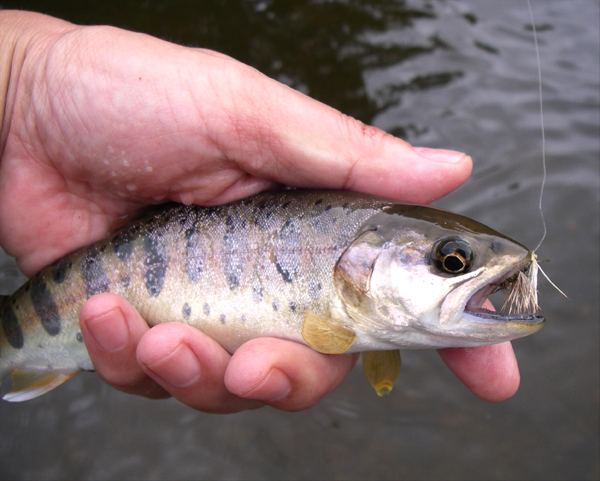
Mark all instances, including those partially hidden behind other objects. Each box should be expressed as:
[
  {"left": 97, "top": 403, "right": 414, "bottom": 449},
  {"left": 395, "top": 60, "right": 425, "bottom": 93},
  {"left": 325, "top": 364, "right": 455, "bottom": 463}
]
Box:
[
  {"left": 220, "top": 314, "right": 226, "bottom": 324},
  {"left": 143, "top": 236, "right": 166, "bottom": 297},
  {"left": 81, "top": 251, "right": 110, "bottom": 297},
  {"left": 308, "top": 279, "right": 322, "bottom": 300},
  {"left": 182, "top": 303, "right": 192, "bottom": 320},
  {"left": 203, "top": 303, "right": 210, "bottom": 316},
  {"left": 274, "top": 258, "right": 294, "bottom": 283},
  {"left": 76, "top": 332, "right": 83, "bottom": 343},
  {"left": 185, "top": 227, "right": 206, "bottom": 282},
  {"left": 51, "top": 259, "right": 70, "bottom": 284},
  {"left": 113, "top": 232, "right": 134, "bottom": 261},
  {"left": 253, "top": 199, "right": 276, "bottom": 229},
  {"left": 253, "top": 287, "right": 263, "bottom": 303},
  {"left": 274, "top": 219, "right": 301, "bottom": 283},
  {"left": 29, "top": 280, "right": 61, "bottom": 336},
  {"left": 2, "top": 305, "right": 24, "bottom": 349},
  {"left": 222, "top": 218, "right": 245, "bottom": 290}
]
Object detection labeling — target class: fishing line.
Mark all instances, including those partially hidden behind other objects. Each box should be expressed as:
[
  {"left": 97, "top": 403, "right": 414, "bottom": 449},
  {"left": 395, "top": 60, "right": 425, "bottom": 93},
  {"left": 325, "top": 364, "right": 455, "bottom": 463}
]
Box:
[
  {"left": 526, "top": 0, "right": 568, "bottom": 300},
  {"left": 527, "top": 0, "right": 547, "bottom": 254}
]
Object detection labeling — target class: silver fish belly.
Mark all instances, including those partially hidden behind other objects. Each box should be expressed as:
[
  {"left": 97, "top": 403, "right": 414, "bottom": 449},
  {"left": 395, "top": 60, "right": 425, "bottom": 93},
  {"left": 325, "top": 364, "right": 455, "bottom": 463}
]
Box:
[{"left": 0, "top": 190, "right": 545, "bottom": 400}]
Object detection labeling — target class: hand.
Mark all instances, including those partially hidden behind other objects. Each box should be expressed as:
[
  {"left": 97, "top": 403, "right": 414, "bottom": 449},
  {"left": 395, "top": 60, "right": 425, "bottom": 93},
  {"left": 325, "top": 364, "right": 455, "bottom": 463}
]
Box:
[{"left": 0, "top": 11, "right": 519, "bottom": 412}]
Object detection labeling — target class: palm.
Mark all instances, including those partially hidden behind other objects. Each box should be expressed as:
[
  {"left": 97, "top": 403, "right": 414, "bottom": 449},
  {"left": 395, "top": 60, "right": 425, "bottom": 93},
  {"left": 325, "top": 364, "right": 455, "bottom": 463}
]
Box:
[{"left": 0, "top": 29, "right": 276, "bottom": 276}]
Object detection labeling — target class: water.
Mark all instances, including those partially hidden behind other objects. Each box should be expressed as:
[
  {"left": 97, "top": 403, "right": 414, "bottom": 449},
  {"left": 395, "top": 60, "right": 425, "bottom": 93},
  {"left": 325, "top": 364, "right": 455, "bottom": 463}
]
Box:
[{"left": 0, "top": 1, "right": 598, "bottom": 479}]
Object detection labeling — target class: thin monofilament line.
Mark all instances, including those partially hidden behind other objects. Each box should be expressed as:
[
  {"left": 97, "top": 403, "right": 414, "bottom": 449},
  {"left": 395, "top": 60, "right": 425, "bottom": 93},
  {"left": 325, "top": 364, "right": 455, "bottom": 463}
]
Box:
[{"left": 527, "top": 0, "right": 547, "bottom": 253}]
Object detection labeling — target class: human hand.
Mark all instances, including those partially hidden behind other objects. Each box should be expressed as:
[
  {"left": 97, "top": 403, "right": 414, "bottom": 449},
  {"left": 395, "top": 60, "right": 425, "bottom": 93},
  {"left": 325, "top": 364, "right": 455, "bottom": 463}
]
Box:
[{"left": 0, "top": 11, "right": 519, "bottom": 411}]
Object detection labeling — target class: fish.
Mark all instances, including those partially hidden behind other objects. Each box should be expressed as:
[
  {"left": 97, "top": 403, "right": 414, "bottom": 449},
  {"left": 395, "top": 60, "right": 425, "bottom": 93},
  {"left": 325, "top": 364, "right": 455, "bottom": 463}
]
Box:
[{"left": 0, "top": 189, "right": 545, "bottom": 401}]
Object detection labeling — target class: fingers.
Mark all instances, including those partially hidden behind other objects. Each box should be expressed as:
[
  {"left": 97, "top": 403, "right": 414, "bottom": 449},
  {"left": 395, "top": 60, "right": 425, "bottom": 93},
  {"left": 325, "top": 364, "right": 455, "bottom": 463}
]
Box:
[
  {"left": 225, "top": 338, "right": 359, "bottom": 412},
  {"left": 437, "top": 342, "right": 520, "bottom": 402},
  {"left": 81, "top": 294, "right": 357, "bottom": 413},
  {"left": 79, "top": 293, "right": 169, "bottom": 399},
  {"left": 135, "top": 323, "right": 262, "bottom": 413}
]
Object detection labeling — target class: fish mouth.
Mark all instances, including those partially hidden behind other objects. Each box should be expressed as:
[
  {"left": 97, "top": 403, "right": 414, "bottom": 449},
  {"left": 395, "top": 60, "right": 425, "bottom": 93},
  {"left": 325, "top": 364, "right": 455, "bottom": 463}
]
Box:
[{"left": 463, "top": 261, "right": 545, "bottom": 326}]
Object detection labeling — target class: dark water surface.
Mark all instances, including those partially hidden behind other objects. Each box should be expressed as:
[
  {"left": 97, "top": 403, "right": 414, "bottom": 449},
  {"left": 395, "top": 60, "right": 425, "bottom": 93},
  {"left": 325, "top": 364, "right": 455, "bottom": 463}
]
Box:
[{"left": 0, "top": 1, "right": 598, "bottom": 480}]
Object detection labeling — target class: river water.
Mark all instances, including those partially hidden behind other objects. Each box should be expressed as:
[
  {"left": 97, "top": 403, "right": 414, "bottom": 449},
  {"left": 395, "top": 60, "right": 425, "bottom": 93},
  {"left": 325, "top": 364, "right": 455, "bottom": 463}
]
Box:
[{"left": 0, "top": 1, "right": 598, "bottom": 479}]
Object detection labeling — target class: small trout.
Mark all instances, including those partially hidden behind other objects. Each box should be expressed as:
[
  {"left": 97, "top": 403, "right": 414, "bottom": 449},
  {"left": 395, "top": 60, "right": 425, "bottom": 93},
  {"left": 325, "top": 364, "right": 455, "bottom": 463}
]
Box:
[{"left": 0, "top": 190, "right": 544, "bottom": 401}]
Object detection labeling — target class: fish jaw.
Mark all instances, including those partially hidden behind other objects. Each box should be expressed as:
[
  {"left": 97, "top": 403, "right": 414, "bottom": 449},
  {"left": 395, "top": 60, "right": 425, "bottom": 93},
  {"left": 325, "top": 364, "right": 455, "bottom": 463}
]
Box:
[{"left": 434, "top": 252, "right": 546, "bottom": 346}]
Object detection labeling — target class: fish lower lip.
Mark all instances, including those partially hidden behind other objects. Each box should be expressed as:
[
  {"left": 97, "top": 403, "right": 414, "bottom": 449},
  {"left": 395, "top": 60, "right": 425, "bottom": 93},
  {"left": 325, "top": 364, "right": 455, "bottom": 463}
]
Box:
[
  {"left": 463, "top": 262, "right": 544, "bottom": 325},
  {"left": 465, "top": 307, "right": 546, "bottom": 324}
]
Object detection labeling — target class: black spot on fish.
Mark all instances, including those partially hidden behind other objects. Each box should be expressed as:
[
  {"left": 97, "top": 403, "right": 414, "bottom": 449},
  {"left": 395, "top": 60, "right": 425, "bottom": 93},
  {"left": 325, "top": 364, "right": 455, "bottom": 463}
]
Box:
[
  {"left": 51, "top": 259, "right": 70, "bottom": 284},
  {"left": 120, "top": 275, "right": 130, "bottom": 288},
  {"left": 241, "top": 315, "right": 247, "bottom": 323},
  {"left": 253, "top": 287, "right": 263, "bottom": 303},
  {"left": 272, "top": 300, "right": 279, "bottom": 312},
  {"left": 203, "top": 303, "right": 210, "bottom": 316},
  {"left": 281, "top": 201, "right": 292, "bottom": 209},
  {"left": 185, "top": 227, "right": 205, "bottom": 282},
  {"left": 113, "top": 232, "right": 134, "bottom": 261},
  {"left": 274, "top": 219, "right": 300, "bottom": 283},
  {"left": 76, "top": 332, "right": 83, "bottom": 343},
  {"left": 253, "top": 199, "right": 276, "bottom": 229},
  {"left": 325, "top": 205, "right": 332, "bottom": 211},
  {"left": 220, "top": 314, "right": 226, "bottom": 324},
  {"left": 222, "top": 216, "right": 244, "bottom": 290},
  {"left": 315, "top": 199, "right": 323, "bottom": 206},
  {"left": 342, "top": 203, "right": 350, "bottom": 209},
  {"left": 99, "top": 245, "right": 106, "bottom": 253},
  {"left": 289, "top": 302, "right": 297, "bottom": 313},
  {"left": 143, "top": 236, "right": 166, "bottom": 297},
  {"left": 182, "top": 303, "right": 192, "bottom": 320},
  {"left": 275, "top": 258, "right": 294, "bottom": 283},
  {"left": 29, "top": 280, "right": 61, "bottom": 336},
  {"left": 2, "top": 305, "right": 23, "bottom": 349},
  {"left": 81, "top": 251, "right": 110, "bottom": 297},
  {"left": 308, "top": 279, "right": 322, "bottom": 300}
]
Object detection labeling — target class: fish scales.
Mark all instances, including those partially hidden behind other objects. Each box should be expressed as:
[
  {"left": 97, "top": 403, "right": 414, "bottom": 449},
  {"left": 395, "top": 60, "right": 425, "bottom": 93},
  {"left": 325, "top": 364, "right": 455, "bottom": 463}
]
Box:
[
  {"left": 0, "top": 191, "right": 380, "bottom": 374},
  {"left": 0, "top": 189, "right": 545, "bottom": 400}
]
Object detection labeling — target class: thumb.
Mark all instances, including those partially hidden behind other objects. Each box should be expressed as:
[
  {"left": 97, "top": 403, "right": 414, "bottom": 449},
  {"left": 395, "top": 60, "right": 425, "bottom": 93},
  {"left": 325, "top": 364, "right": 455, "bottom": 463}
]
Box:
[{"left": 204, "top": 60, "right": 472, "bottom": 204}]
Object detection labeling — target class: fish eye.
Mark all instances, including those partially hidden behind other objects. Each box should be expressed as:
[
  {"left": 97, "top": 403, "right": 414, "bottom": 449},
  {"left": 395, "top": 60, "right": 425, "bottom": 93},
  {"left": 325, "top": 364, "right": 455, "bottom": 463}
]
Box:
[{"left": 432, "top": 237, "right": 473, "bottom": 275}]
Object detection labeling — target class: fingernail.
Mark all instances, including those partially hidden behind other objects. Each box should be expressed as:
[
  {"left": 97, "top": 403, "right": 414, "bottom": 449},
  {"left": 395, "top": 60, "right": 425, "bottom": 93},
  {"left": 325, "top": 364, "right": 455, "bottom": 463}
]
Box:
[
  {"left": 414, "top": 147, "right": 469, "bottom": 163},
  {"left": 145, "top": 344, "right": 201, "bottom": 388},
  {"left": 87, "top": 308, "right": 129, "bottom": 352}
]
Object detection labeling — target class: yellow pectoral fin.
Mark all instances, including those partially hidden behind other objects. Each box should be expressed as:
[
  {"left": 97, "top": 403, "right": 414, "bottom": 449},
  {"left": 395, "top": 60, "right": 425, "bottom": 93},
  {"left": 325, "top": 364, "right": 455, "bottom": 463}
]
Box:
[
  {"left": 301, "top": 309, "right": 356, "bottom": 354},
  {"left": 362, "top": 350, "right": 401, "bottom": 397},
  {"left": 3, "top": 369, "right": 79, "bottom": 402}
]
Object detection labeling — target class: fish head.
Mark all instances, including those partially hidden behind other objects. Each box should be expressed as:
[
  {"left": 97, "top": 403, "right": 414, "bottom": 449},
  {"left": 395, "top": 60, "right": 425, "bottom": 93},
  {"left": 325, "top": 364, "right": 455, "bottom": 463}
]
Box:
[{"left": 334, "top": 204, "right": 545, "bottom": 349}]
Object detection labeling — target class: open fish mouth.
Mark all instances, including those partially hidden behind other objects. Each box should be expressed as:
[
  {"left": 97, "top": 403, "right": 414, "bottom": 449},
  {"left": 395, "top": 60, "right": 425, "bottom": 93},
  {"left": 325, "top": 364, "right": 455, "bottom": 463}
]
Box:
[{"left": 464, "top": 260, "right": 545, "bottom": 325}]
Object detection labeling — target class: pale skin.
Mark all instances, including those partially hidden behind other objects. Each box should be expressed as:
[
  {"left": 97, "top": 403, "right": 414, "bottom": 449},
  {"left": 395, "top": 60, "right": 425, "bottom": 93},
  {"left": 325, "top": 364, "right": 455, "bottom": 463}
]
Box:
[{"left": 0, "top": 11, "right": 520, "bottom": 413}]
